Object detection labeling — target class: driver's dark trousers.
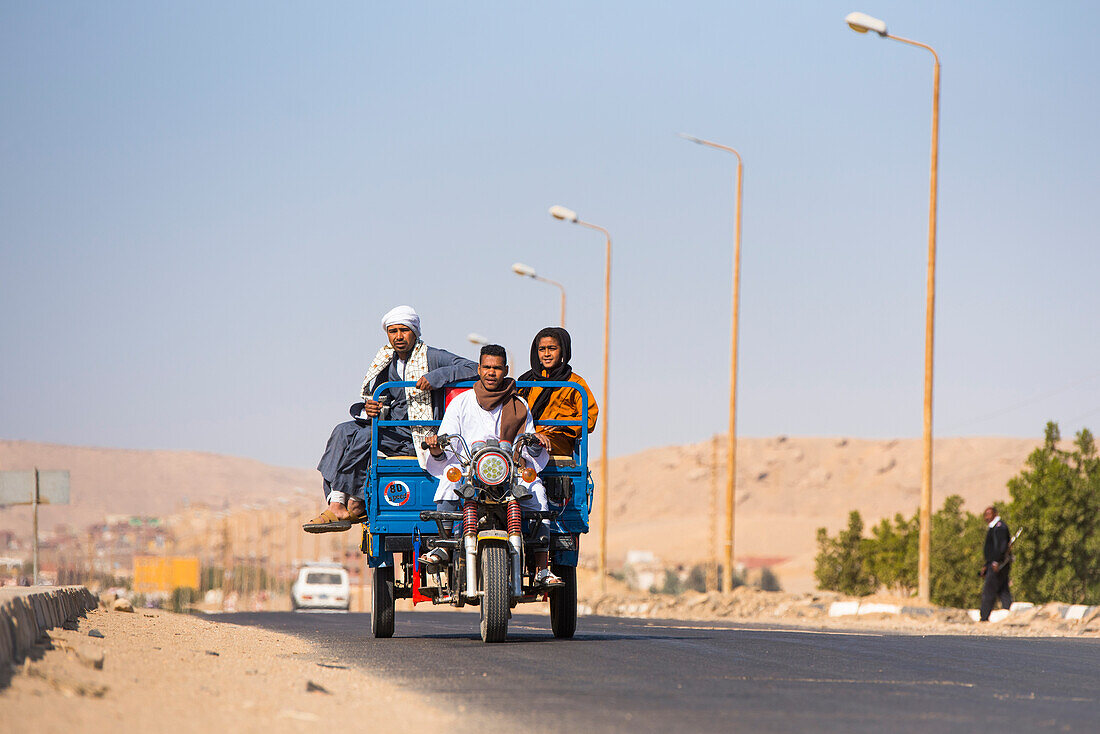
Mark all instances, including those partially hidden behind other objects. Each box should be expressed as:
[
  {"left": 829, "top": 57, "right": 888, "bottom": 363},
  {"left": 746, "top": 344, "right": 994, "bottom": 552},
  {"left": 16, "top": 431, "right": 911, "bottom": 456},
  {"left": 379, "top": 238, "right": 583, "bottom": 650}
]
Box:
[{"left": 979, "top": 566, "right": 1012, "bottom": 620}]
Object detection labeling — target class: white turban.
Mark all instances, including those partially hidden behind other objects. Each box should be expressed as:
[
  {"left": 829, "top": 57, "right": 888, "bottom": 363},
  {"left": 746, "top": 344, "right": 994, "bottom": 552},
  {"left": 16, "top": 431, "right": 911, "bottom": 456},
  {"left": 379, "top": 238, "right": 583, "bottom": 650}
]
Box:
[{"left": 381, "top": 305, "right": 421, "bottom": 336}]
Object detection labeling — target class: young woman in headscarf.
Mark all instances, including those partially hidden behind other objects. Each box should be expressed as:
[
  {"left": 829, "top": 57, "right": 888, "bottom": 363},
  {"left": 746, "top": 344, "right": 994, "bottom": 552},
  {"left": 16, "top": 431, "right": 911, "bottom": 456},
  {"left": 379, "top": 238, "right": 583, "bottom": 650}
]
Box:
[{"left": 517, "top": 327, "right": 599, "bottom": 457}]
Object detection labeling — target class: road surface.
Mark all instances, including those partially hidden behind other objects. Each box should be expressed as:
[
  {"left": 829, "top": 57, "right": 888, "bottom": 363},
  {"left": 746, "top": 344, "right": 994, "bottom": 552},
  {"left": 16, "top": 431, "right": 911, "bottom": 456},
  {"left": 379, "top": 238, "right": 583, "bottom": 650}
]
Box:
[{"left": 218, "top": 610, "right": 1100, "bottom": 732}]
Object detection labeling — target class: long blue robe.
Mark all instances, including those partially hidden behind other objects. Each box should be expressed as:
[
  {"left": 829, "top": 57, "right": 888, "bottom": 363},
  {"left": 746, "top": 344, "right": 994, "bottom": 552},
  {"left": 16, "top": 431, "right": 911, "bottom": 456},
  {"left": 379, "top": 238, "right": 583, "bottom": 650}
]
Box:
[{"left": 317, "top": 346, "right": 477, "bottom": 501}]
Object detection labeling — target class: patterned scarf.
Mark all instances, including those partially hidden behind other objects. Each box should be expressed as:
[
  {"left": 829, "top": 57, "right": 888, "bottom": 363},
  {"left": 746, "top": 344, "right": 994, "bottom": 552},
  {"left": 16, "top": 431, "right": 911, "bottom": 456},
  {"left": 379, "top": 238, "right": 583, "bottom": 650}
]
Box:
[{"left": 360, "top": 339, "right": 433, "bottom": 468}]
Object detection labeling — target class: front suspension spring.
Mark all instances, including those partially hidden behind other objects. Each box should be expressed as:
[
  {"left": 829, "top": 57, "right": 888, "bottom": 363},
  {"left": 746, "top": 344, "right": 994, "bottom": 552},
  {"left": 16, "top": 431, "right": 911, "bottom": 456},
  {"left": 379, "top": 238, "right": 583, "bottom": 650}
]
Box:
[
  {"left": 507, "top": 500, "right": 522, "bottom": 535},
  {"left": 463, "top": 499, "right": 478, "bottom": 536}
]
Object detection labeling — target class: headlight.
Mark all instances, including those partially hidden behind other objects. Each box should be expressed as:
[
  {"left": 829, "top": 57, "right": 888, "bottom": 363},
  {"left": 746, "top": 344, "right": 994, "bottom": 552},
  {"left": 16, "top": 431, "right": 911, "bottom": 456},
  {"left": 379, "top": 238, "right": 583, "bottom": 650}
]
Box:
[{"left": 474, "top": 450, "right": 510, "bottom": 486}]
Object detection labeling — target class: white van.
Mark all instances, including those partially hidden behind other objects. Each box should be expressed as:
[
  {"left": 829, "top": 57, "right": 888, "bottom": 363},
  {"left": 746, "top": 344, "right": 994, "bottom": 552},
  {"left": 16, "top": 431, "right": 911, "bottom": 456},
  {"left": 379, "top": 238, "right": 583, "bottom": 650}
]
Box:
[{"left": 291, "top": 563, "right": 350, "bottom": 611}]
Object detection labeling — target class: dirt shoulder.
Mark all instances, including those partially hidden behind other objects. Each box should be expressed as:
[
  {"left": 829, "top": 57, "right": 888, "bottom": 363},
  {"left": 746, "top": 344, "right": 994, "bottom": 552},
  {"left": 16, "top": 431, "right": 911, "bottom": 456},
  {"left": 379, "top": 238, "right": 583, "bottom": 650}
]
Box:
[
  {"left": 2, "top": 606, "right": 455, "bottom": 734},
  {"left": 575, "top": 569, "right": 1100, "bottom": 637}
]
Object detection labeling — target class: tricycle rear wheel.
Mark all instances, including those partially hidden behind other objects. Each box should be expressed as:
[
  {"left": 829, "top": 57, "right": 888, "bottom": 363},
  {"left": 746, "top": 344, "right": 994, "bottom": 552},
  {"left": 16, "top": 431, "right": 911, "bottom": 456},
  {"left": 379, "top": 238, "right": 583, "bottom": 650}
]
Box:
[
  {"left": 371, "top": 566, "right": 395, "bottom": 638},
  {"left": 479, "top": 545, "right": 510, "bottom": 643},
  {"left": 549, "top": 564, "right": 577, "bottom": 639}
]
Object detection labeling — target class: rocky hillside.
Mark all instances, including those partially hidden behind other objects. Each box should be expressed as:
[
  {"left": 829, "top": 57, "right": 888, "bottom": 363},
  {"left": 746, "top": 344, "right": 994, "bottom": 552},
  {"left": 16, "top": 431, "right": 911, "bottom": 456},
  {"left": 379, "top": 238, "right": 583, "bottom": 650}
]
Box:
[
  {"left": 1, "top": 436, "right": 1039, "bottom": 591},
  {"left": 0, "top": 440, "right": 316, "bottom": 532}
]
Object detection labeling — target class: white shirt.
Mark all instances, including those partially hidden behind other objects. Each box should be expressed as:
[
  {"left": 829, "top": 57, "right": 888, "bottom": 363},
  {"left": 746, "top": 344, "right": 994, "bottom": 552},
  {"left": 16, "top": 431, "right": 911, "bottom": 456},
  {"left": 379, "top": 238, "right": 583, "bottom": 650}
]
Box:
[{"left": 427, "top": 389, "right": 549, "bottom": 509}]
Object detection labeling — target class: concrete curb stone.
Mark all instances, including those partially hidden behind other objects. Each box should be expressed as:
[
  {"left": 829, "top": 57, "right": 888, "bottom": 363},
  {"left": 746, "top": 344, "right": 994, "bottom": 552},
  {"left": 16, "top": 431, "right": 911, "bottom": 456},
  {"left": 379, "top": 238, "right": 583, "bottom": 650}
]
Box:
[{"left": 0, "top": 586, "right": 98, "bottom": 669}]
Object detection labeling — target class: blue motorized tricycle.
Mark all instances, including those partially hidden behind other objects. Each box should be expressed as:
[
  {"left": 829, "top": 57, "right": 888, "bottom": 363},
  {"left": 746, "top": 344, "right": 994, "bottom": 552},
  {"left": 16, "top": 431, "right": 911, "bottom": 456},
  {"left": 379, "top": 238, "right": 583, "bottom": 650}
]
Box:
[{"left": 360, "top": 380, "right": 593, "bottom": 642}]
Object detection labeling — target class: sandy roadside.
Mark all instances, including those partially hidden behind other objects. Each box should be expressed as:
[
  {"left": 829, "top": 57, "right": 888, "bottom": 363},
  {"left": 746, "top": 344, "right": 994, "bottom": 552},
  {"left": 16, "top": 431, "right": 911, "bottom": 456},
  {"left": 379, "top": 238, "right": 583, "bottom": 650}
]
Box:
[
  {"left": 573, "top": 569, "right": 1100, "bottom": 637},
  {"left": 1, "top": 606, "right": 456, "bottom": 734}
]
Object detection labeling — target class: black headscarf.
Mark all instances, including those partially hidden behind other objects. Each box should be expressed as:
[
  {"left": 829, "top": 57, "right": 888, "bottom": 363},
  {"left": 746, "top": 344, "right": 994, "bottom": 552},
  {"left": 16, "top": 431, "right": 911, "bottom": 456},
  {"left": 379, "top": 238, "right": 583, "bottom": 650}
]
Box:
[{"left": 518, "top": 327, "right": 573, "bottom": 419}]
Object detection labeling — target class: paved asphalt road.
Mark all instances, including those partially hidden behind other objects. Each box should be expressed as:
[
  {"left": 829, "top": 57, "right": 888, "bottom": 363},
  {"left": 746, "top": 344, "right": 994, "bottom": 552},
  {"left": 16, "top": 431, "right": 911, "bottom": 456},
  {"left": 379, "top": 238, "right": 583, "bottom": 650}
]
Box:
[{"left": 218, "top": 610, "right": 1100, "bottom": 733}]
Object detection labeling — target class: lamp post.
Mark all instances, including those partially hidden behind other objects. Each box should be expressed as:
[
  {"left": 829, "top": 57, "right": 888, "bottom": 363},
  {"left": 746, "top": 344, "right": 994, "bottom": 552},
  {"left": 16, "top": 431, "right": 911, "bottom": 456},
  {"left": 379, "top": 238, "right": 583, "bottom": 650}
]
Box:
[
  {"left": 512, "top": 262, "right": 567, "bottom": 327},
  {"left": 680, "top": 133, "right": 744, "bottom": 594},
  {"left": 549, "top": 205, "right": 611, "bottom": 588},
  {"left": 847, "top": 11, "right": 940, "bottom": 603}
]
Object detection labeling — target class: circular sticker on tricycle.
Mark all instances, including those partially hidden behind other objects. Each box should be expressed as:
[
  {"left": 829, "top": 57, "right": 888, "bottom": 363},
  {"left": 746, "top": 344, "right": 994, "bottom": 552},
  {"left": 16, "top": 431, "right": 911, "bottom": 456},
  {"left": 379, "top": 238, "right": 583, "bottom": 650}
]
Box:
[{"left": 383, "top": 480, "right": 411, "bottom": 507}]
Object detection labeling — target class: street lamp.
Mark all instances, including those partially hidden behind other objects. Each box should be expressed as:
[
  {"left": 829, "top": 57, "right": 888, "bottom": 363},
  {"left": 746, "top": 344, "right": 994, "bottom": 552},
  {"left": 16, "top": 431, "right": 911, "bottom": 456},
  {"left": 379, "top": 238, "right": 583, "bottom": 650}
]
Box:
[
  {"left": 847, "top": 11, "right": 941, "bottom": 603},
  {"left": 512, "top": 262, "right": 567, "bottom": 327},
  {"left": 679, "top": 132, "right": 744, "bottom": 595},
  {"left": 549, "top": 204, "right": 612, "bottom": 588}
]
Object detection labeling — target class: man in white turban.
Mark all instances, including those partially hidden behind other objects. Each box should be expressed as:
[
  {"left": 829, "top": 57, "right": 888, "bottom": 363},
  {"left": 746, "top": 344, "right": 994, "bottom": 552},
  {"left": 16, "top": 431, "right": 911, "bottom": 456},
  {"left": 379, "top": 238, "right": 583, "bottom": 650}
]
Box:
[{"left": 304, "top": 306, "right": 478, "bottom": 533}]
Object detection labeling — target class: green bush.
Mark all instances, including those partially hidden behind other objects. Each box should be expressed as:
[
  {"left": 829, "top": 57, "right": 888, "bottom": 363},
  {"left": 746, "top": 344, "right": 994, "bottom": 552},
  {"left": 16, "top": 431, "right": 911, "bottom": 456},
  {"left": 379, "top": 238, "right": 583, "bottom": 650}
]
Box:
[
  {"left": 928, "top": 495, "right": 987, "bottom": 608},
  {"left": 816, "top": 496, "right": 985, "bottom": 607},
  {"left": 658, "top": 569, "right": 684, "bottom": 595},
  {"left": 170, "top": 586, "right": 200, "bottom": 613},
  {"left": 1007, "top": 423, "right": 1100, "bottom": 604},
  {"left": 814, "top": 511, "right": 875, "bottom": 596},
  {"left": 815, "top": 421, "right": 1100, "bottom": 608},
  {"left": 757, "top": 567, "right": 781, "bottom": 592},
  {"left": 685, "top": 564, "right": 708, "bottom": 593},
  {"left": 865, "top": 513, "right": 918, "bottom": 594}
]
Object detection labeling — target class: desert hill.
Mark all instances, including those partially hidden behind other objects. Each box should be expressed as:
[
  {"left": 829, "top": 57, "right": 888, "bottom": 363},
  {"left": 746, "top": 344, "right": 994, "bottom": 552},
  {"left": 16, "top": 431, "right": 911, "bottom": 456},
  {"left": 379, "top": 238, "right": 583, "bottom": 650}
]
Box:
[
  {"left": 0, "top": 440, "right": 317, "bottom": 533},
  {"left": 1, "top": 436, "right": 1039, "bottom": 591},
  {"left": 602, "top": 436, "right": 1038, "bottom": 591}
]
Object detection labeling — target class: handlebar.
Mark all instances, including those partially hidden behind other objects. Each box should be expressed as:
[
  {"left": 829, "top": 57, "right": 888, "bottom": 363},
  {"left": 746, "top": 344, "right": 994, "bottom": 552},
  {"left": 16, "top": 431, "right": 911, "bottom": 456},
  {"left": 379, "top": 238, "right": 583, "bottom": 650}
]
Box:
[
  {"left": 514, "top": 433, "right": 544, "bottom": 457},
  {"left": 421, "top": 433, "right": 460, "bottom": 452},
  {"left": 420, "top": 433, "right": 543, "bottom": 453}
]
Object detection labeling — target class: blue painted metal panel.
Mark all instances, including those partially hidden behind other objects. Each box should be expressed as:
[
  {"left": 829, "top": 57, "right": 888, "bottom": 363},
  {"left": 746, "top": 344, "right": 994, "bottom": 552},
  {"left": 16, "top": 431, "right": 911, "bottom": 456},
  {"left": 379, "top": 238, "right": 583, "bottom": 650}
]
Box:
[{"left": 363, "top": 380, "right": 594, "bottom": 568}]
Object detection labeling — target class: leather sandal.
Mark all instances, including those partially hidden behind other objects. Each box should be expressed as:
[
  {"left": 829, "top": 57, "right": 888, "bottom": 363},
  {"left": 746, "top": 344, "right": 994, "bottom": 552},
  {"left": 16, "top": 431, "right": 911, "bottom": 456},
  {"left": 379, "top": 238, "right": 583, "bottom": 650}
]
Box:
[
  {"left": 302, "top": 508, "right": 352, "bottom": 534},
  {"left": 346, "top": 500, "right": 367, "bottom": 524},
  {"left": 535, "top": 568, "right": 565, "bottom": 588}
]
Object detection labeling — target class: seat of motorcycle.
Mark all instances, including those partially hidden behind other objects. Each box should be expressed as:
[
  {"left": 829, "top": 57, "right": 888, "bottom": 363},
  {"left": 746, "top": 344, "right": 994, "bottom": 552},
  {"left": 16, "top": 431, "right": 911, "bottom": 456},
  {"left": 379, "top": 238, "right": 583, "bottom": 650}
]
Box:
[{"left": 548, "top": 455, "right": 576, "bottom": 468}]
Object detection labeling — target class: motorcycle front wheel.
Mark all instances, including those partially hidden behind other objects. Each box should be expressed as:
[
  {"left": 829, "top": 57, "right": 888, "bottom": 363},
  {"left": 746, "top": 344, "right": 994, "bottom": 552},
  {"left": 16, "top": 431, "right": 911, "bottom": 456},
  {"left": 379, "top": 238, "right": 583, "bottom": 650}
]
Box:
[{"left": 479, "top": 545, "right": 510, "bottom": 643}]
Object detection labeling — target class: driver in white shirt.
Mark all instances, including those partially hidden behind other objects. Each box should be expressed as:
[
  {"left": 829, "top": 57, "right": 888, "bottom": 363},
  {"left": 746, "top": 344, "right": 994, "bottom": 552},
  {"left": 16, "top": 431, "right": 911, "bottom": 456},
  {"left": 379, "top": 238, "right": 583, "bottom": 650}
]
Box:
[{"left": 422, "top": 344, "right": 562, "bottom": 588}]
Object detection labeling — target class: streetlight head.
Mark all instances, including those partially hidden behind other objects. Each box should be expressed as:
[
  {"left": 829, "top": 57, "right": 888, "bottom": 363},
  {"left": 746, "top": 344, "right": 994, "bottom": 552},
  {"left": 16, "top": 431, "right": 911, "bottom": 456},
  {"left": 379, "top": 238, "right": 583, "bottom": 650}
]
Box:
[
  {"left": 678, "top": 132, "right": 705, "bottom": 145},
  {"left": 845, "top": 12, "right": 887, "bottom": 36},
  {"left": 467, "top": 332, "right": 488, "bottom": 345},
  {"left": 511, "top": 262, "right": 537, "bottom": 278},
  {"left": 549, "top": 205, "right": 578, "bottom": 223}
]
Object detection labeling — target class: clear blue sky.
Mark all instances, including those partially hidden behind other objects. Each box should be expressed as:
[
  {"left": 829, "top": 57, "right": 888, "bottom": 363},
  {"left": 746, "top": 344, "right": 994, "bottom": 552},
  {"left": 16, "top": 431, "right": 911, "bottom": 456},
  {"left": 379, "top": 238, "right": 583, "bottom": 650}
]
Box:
[{"left": 2, "top": 1, "right": 1098, "bottom": 470}]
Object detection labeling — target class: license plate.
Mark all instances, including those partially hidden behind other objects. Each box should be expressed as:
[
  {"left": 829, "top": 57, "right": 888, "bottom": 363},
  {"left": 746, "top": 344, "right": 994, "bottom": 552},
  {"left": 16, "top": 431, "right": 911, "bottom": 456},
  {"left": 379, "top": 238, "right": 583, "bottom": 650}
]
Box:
[{"left": 318, "top": 594, "right": 328, "bottom": 600}]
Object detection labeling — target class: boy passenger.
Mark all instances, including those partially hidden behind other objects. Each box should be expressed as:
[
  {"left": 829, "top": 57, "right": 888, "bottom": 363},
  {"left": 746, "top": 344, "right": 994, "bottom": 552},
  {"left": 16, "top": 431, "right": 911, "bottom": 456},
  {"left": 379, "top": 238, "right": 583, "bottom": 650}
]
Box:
[{"left": 517, "top": 327, "right": 599, "bottom": 457}]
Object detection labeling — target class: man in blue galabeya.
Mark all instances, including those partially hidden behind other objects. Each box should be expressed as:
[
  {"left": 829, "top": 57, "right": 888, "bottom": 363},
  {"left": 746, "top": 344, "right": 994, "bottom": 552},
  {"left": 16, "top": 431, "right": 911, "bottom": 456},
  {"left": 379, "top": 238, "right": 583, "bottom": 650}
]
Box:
[{"left": 303, "top": 305, "right": 477, "bottom": 533}]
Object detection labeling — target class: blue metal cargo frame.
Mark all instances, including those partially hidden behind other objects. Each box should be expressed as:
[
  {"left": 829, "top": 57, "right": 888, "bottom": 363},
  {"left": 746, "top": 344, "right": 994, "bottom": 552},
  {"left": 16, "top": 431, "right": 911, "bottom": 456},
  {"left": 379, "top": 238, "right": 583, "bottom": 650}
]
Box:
[{"left": 362, "top": 380, "right": 593, "bottom": 569}]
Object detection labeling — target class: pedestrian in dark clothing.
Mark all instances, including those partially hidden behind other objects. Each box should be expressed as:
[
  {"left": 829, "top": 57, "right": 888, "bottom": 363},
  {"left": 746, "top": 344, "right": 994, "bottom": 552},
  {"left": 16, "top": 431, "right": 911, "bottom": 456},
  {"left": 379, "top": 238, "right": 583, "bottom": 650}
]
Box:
[{"left": 979, "top": 506, "right": 1013, "bottom": 621}]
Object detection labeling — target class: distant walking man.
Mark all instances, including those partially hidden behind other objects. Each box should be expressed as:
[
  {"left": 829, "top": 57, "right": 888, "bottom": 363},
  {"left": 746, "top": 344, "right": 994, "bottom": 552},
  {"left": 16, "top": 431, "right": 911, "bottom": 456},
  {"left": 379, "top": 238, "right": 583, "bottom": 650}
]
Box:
[{"left": 979, "top": 506, "right": 1013, "bottom": 621}]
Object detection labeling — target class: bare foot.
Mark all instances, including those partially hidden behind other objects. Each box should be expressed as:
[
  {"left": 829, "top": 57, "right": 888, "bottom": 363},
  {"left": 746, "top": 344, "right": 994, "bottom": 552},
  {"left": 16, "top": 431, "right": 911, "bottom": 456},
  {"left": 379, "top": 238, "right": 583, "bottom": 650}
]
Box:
[
  {"left": 347, "top": 498, "right": 365, "bottom": 517},
  {"left": 328, "top": 501, "right": 350, "bottom": 520}
]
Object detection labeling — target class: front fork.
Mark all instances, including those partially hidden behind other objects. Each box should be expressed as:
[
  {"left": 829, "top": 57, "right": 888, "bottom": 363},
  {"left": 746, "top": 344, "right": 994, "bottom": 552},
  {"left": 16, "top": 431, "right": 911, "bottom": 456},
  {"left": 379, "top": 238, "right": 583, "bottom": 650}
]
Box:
[
  {"left": 461, "top": 499, "right": 525, "bottom": 601},
  {"left": 507, "top": 500, "right": 523, "bottom": 598},
  {"left": 463, "top": 499, "right": 478, "bottom": 600}
]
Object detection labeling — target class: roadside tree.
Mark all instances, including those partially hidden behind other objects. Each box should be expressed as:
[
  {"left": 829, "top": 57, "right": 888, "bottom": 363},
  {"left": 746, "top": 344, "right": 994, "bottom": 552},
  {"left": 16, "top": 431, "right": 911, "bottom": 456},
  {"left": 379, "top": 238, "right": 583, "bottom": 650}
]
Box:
[
  {"left": 814, "top": 511, "right": 875, "bottom": 596},
  {"left": 1006, "top": 422, "right": 1100, "bottom": 604}
]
